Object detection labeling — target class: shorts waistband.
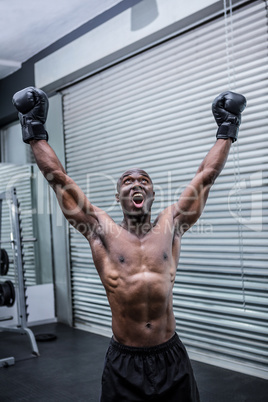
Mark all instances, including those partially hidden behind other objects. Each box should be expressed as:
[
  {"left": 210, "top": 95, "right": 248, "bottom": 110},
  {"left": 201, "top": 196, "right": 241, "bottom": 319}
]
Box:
[{"left": 110, "top": 332, "right": 179, "bottom": 356}]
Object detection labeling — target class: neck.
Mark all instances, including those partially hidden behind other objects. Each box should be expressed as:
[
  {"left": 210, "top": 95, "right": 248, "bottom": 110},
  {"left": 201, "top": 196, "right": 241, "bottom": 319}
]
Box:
[{"left": 120, "top": 213, "right": 152, "bottom": 237}]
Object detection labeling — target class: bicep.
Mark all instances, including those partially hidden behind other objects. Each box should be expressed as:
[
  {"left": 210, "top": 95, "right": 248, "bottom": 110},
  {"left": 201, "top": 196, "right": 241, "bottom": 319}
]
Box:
[
  {"left": 51, "top": 173, "right": 99, "bottom": 236},
  {"left": 173, "top": 171, "right": 213, "bottom": 234}
]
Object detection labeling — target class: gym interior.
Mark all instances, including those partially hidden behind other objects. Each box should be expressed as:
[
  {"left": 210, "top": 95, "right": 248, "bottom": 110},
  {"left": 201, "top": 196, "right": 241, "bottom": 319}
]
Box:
[{"left": 0, "top": 0, "right": 267, "bottom": 401}]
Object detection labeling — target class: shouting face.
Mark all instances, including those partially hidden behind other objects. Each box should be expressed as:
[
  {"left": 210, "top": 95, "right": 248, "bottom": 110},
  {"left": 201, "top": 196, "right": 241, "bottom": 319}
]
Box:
[{"left": 116, "top": 168, "right": 155, "bottom": 216}]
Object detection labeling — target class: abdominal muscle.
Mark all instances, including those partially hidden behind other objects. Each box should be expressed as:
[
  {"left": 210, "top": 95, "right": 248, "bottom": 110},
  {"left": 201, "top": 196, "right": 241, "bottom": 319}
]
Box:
[{"left": 106, "top": 270, "right": 176, "bottom": 347}]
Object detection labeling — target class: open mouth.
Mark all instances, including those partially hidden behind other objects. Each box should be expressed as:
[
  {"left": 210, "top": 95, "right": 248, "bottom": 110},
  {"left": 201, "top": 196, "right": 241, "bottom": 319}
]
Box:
[{"left": 132, "top": 192, "right": 144, "bottom": 208}]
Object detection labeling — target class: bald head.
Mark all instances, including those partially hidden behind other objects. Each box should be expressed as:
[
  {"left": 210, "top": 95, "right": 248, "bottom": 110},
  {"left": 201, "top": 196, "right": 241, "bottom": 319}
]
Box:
[{"left": 117, "top": 168, "right": 153, "bottom": 192}]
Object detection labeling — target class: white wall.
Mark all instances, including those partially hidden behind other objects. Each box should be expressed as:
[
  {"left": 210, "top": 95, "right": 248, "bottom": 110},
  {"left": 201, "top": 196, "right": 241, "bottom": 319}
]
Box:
[
  {"left": 35, "top": 0, "right": 217, "bottom": 89},
  {"left": 0, "top": 283, "right": 55, "bottom": 327},
  {"left": 0, "top": 123, "right": 29, "bottom": 164}
]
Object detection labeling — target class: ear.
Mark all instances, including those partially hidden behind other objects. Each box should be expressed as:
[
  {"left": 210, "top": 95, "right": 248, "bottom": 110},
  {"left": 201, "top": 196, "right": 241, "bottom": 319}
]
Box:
[{"left": 115, "top": 193, "right": 120, "bottom": 203}]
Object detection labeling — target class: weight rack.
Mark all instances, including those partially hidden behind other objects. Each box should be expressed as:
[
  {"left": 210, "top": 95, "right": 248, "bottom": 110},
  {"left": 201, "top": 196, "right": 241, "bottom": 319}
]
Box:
[{"left": 0, "top": 188, "right": 39, "bottom": 368}]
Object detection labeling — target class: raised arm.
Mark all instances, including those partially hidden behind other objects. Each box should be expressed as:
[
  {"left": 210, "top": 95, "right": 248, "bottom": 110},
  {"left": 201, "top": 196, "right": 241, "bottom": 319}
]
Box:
[
  {"left": 173, "top": 91, "right": 247, "bottom": 235},
  {"left": 12, "top": 87, "right": 99, "bottom": 238}
]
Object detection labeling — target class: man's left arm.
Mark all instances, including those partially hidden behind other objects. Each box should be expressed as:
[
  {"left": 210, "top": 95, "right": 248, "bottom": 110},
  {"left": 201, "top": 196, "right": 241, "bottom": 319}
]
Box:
[{"left": 173, "top": 90, "right": 247, "bottom": 235}]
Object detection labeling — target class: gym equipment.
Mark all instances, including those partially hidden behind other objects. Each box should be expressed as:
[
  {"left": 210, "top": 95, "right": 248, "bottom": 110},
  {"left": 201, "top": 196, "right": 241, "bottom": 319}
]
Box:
[
  {"left": 0, "top": 188, "right": 39, "bottom": 368},
  {"left": 0, "top": 281, "right": 15, "bottom": 307},
  {"left": 0, "top": 249, "right": 9, "bottom": 276},
  {"left": 35, "top": 333, "right": 57, "bottom": 342},
  {"left": 222, "top": 0, "right": 246, "bottom": 310}
]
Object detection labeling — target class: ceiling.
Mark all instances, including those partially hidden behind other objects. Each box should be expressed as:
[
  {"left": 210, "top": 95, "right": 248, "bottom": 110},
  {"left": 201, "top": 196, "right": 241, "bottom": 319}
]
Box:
[{"left": 0, "top": 0, "right": 123, "bottom": 80}]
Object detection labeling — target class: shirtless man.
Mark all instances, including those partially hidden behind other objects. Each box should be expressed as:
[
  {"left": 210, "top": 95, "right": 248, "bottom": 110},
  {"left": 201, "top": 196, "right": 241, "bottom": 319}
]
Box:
[{"left": 13, "top": 87, "right": 246, "bottom": 401}]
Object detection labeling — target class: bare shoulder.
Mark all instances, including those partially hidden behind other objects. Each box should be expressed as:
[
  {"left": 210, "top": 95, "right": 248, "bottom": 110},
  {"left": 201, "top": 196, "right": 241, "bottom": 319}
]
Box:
[
  {"left": 87, "top": 206, "right": 121, "bottom": 241},
  {"left": 153, "top": 204, "right": 185, "bottom": 239},
  {"left": 153, "top": 206, "right": 177, "bottom": 235},
  {"left": 154, "top": 205, "right": 177, "bottom": 224}
]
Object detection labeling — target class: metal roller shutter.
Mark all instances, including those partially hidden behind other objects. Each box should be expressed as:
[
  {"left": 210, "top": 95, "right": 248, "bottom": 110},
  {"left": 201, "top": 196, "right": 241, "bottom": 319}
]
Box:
[{"left": 62, "top": 1, "right": 268, "bottom": 377}]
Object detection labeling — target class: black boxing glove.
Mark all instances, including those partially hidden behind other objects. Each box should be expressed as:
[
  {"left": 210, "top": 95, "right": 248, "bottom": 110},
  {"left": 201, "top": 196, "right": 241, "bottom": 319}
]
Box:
[
  {"left": 212, "top": 91, "right": 247, "bottom": 142},
  {"left": 12, "top": 87, "right": 49, "bottom": 144}
]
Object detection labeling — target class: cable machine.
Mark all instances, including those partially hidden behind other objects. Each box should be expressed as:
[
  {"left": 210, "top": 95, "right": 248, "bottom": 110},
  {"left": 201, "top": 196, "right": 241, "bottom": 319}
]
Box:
[
  {"left": 0, "top": 187, "right": 39, "bottom": 368},
  {"left": 223, "top": 0, "right": 246, "bottom": 310}
]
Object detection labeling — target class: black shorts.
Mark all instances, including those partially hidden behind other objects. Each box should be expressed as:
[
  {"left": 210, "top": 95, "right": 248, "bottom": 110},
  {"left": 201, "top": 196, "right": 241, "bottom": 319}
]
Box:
[{"left": 100, "top": 332, "right": 200, "bottom": 401}]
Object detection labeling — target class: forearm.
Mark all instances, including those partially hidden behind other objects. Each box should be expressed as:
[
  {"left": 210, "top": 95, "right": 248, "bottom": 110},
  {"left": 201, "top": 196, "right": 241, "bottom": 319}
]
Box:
[
  {"left": 197, "top": 139, "right": 232, "bottom": 185},
  {"left": 174, "top": 138, "right": 232, "bottom": 232},
  {"left": 30, "top": 140, "right": 66, "bottom": 183},
  {"left": 12, "top": 87, "right": 98, "bottom": 235},
  {"left": 174, "top": 91, "right": 246, "bottom": 234},
  {"left": 30, "top": 140, "right": 98, "bottom": 234}
]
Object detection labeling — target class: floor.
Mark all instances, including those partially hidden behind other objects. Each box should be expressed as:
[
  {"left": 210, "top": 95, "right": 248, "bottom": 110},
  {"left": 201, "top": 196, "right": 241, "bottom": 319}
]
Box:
[{"left": 0, "top": 323, "right": 267, "bottom": 401}]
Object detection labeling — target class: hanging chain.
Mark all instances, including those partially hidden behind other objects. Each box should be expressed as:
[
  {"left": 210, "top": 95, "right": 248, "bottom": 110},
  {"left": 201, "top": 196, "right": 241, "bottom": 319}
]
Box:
[
  {"left": 223, "top": 0, "right": 246, "bottom": 310},
  {"left": 223, "top": 0, "right": 236, "bottom": 89}
]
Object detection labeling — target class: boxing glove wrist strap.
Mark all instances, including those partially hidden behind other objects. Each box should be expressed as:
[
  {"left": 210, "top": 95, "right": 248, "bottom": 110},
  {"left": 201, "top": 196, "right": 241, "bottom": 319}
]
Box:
[
  {"left": 216, "top": 123, "right": 239, "bottom": 143},
  {"left": 20, "top": 115, "right": 48, "bottom": 144}
]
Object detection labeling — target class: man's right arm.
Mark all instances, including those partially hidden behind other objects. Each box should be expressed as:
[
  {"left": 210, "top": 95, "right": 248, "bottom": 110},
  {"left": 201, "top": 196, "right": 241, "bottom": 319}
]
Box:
[
  {"left": 13, "top": 87, "right": 99, "bottom": 238},
  {"left": 31, "top": 140, "right": 99, "bottom": 236}
]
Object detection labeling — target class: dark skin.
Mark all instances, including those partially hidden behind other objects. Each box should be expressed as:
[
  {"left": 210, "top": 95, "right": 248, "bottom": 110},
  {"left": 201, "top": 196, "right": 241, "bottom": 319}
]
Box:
[{"left": 30, "top": 138, "right": 231, "bottom": 347}]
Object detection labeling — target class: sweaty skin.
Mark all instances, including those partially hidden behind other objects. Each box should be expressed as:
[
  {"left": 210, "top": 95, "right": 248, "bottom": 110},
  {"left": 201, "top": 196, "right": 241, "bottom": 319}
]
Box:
[
  {"left": 89, "top": 204, "right": 180, "bottom": 346},
  {"left": 30, "top": 139, "right": 231, "bottom": 347}
]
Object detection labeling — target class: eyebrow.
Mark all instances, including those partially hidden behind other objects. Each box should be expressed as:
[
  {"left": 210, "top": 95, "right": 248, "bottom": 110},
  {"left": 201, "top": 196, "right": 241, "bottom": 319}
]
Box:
[{"left": 122, "top": 173, "right": 151, "bottom": 180}]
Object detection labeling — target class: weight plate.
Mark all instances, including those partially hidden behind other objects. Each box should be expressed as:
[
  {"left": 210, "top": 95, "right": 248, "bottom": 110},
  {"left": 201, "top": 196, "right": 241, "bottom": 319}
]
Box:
[
  {"left": 0, "top": 280, "right": 15, "bottom": 307},
  {"left": 6, "top": 281, "right": 15, "bottom": 307},
  {"left": 0, "top": 249, "right": 9, "bottom": 276},
  {"left": 35, "top": 333, "right": 57, "bottom": 342}
]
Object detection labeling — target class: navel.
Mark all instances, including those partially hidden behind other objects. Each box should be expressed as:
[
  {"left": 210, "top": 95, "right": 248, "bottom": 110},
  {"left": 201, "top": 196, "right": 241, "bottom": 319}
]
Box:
[
  {"left": 163, "top": 252, "right": 168, "bottom": 261},
  {"left": 119, "top": 255, "right": 125, "bottom": 263},
  {"left": 145, "top": 322, "right": 152, "bottom": 329}
]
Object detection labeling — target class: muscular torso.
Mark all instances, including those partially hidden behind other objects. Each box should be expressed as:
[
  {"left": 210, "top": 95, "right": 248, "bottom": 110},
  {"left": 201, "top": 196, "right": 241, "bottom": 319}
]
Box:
[{"left": 88, "top": 209, "right": 181, "bottom": 347}]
